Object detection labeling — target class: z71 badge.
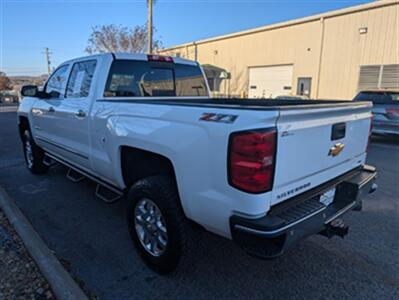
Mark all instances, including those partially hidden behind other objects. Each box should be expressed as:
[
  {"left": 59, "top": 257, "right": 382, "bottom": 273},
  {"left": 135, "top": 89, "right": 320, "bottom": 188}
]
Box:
[{"left": 199, "top": 113, "right": 238, "bottom": 124}]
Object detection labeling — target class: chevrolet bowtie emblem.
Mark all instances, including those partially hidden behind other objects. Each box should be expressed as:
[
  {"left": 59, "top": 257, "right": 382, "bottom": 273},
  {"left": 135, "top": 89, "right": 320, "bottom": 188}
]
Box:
[{"left": 329, "top": 143, "right": 345, "bottom": 157}]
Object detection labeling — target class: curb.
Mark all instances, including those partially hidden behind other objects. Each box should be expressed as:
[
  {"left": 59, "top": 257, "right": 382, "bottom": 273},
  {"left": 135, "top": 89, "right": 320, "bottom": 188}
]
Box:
[{"left": 0, "top": 186, "right": 89, "bottom": 300}]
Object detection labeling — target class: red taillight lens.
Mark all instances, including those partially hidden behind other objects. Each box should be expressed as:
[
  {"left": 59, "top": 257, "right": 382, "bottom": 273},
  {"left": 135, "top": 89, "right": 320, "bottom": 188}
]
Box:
[
  {"left": 147, "top": 55, "right": 174, "bottom": 63},
  {"left": 228, "top": 129, "right": 276, "bottom": 193}
]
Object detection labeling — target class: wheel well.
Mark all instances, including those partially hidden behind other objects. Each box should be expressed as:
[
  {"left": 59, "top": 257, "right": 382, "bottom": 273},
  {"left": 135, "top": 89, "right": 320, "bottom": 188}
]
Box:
[
  {"left": 18, "top": 116, "right": 30, "bottom": 139},
  {"left": 121, "top": 146, "right": 177, "bottom": 188}
]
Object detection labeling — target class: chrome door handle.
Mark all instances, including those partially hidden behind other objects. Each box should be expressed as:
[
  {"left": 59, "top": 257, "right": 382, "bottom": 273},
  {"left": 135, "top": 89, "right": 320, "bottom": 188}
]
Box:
[
  {"left": 75, "top": 110, "right": 86, "bottom": 118},
  {"left": 48, "top": 106, "right": 55, "bottom": 113}
]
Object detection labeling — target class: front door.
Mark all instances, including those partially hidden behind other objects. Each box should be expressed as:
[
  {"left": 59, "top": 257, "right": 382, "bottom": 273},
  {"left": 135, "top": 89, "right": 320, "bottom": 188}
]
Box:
[
  {"left": 297, "top": 77, "right": 312, "bottom": 98},
  {"left": 31, "top": 64, "right": 70, "bottom": 153}
]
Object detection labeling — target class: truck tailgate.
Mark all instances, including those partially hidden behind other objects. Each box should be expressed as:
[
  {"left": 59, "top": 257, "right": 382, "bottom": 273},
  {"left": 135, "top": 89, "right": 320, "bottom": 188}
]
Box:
[{"left": 272, "top": 103, "right": 372, "bottom": 205}]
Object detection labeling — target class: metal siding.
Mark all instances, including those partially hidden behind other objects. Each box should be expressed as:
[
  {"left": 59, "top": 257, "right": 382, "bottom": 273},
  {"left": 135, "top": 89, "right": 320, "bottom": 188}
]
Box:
[
  {"left": 160, "top": 1, "right": 398, "bottom": 100},
  {"left": 315, "top": 4, "right": 398, "bottom": 99}
]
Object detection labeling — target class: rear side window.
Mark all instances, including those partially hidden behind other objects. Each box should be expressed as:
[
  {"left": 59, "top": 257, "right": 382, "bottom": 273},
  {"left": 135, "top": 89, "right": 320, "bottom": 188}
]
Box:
[
  {"left": 66, "top": 60, "right": 97, "bottom": 98},
  {"left": 354, "top": 91, "right": 399, "bottom": 104},
  {"left": 104, "top": 60, "right": 208, "bottom": 97}
]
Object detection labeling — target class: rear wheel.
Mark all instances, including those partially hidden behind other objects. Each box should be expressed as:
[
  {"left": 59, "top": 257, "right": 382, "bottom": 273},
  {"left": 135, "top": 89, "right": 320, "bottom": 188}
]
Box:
[
  {"left": 134, "top": 198, "right": 168, "bottom": 257},
  {"left": 127, "top": 176, "right": 196, "bottom": 274},
  {"left": 22, "top": 130, "right": 48, "bottom": 174}
]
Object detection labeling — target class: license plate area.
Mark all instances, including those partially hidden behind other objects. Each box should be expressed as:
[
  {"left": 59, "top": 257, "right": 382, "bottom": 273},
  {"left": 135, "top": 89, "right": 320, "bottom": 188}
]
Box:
[{"left": 319, "top": 187, "right": 336, "bottom": 206}]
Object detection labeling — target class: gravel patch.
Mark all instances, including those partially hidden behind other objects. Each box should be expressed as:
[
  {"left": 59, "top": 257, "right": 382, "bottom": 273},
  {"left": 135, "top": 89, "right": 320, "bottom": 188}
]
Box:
[{"left": 0, "top": 209, "right": 55, "bottom": 300}]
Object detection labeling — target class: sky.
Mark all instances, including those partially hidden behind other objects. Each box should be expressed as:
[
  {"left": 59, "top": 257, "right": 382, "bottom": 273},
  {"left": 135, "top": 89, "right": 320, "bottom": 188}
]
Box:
[{"left": 1, "top": 0, "right": 373, "bottom": 76}]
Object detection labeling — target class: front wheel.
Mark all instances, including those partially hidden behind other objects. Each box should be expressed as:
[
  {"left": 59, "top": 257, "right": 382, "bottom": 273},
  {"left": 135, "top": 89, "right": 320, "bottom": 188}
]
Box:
[
  {"left": 127, "top": 176, "right": 196, "bottom": 274},
  {"left": 22, "top": 130, "right": 48, "bottom": 174}
]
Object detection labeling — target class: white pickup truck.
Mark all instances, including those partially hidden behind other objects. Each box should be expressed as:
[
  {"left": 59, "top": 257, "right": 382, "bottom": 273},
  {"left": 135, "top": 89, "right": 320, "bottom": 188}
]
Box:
[{"left": 18, "top": 53, "right": 377, "bottom": 273}]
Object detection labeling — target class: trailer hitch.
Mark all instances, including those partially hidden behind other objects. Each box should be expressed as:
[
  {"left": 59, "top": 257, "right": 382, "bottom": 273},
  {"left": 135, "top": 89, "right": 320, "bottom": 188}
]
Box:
[{"left": 319, "top": 218, "right": 349, "bottom": 239}]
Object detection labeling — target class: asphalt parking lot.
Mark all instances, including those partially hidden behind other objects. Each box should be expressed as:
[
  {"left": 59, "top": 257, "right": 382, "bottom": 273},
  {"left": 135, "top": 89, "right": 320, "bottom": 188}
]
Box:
[{"left": 0, "top": 110, "right": 398, "bottom": 299}]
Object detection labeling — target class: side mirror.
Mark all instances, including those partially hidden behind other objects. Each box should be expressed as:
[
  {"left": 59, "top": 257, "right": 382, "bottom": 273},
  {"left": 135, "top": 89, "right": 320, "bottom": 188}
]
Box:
[{"left": 21, "top": 85, "right": 38, "bottom": 97}]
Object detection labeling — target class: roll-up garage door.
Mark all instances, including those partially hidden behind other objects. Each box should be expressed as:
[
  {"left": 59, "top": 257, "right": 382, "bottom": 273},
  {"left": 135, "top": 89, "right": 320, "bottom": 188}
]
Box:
[{"left": 248, "top": 65, "right": 293, "bottom": 98}]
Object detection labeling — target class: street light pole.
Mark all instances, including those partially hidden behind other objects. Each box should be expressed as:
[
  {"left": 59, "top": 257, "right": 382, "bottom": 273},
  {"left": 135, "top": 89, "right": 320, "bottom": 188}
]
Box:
[{"left": 147, "top": 0, "right": 153, "bottom": 54}]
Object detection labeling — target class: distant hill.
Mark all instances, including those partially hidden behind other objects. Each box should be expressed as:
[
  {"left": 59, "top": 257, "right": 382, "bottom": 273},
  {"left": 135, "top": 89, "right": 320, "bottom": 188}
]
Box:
[
  {"left": 9, "top": 74, "right": 49, "bottom": 93},
  {"left": 10, "top": 74, "right": 48, "bottom": 85}
]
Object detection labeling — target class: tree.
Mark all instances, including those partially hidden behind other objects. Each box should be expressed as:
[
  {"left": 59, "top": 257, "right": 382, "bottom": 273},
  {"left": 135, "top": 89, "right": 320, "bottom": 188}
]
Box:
[
  {"left": 0, "top": 72, "right": 12, "bottom": 91},
  {"left": 85, "top": 24, "right": 162, "bottom": 54}
]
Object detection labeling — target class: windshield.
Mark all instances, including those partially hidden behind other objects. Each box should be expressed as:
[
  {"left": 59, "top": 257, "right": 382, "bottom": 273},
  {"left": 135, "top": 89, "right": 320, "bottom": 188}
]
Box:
[
  {"left": 353, "top": 91, "right": 399, "bottom": 104},
  {"left": 104, "top": 60, "right": 208, "bottom": 98}
]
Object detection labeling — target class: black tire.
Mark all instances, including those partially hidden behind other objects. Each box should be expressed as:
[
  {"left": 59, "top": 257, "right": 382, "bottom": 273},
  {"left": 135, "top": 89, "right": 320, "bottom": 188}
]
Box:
[
  {"left": 22, "top": 130, "right": 49, "bottom": 174},
  {"left": 127, "top": 176, "right": 196, "bottom": 274}
]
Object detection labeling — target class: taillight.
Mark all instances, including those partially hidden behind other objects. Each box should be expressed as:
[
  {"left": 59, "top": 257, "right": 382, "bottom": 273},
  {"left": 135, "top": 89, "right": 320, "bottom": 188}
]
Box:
[
  {"left": 147, "top": 54, "right": 174, "bottom": 63},
  {"left": 228, "top": 129, "right": 276, "bottom": 193}
]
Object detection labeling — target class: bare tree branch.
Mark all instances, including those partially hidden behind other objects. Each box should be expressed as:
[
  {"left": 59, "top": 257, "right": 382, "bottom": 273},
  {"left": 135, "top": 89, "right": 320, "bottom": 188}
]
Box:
[{"left": 85, "top": 24, "right": 162, "bottom": 54}]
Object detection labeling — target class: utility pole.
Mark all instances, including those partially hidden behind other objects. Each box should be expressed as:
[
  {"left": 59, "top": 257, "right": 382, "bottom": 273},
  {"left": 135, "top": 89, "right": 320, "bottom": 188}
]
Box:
[
  {"left": 147, "top": 0, "right": 153, "bottom": 54},
  {"left": 43, "top": 47, "right": 52, "bottom": 75}
]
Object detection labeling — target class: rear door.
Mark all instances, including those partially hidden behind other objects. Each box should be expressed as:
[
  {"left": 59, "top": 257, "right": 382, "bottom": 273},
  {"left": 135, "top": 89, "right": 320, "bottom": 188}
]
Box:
[
  {"left": 50, "top": 59, "right": 98, "bottom": 169},
  {"left": 271, "top": 103, "right": 372, "bottom": 205}
]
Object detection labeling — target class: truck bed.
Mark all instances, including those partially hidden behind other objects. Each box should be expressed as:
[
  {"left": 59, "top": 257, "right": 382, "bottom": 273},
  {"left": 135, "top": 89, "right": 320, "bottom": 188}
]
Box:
[{"left": 100, "top": 98, "right": 369, "bottom": 111}]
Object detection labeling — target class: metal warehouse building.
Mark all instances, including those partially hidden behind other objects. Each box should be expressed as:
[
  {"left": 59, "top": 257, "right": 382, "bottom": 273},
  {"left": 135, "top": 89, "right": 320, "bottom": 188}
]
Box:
[{"left": 159, "top": 0, "right": 398, "bottom": 100}]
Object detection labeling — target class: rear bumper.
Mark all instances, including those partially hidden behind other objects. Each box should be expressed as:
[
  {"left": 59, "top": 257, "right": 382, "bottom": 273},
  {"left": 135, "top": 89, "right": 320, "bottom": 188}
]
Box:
[{"left": 230, "top": 165, "right": 377, "bottom": 259}]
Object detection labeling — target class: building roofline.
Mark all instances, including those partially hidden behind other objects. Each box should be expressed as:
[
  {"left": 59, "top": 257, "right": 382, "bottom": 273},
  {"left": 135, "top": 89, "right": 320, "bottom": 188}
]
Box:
[{"left": 159, "top": 0, "right": 397, "bottom": 52}]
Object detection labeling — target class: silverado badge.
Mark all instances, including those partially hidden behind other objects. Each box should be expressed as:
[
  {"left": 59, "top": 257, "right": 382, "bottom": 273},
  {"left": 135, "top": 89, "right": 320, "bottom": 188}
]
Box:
[{"left": 329, "top": 143, "right": 345, "bottom": 157}]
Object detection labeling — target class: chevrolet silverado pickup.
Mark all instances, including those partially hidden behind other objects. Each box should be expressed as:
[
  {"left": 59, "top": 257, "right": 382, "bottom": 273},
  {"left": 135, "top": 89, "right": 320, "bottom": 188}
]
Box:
[{"left": 17, "top": 53, "right": 377, "bottom": 273}]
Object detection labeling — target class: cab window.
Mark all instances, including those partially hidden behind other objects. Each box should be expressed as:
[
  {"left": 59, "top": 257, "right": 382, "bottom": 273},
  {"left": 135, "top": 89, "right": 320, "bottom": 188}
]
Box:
[
  {"left": 66, "top": 60, "right": 97, "bottom": 98},
  {"left": 45, "top": 65, "right": 69, "bottom": 98},
  {"left": 104, "top": 60, "right": 208, "bottom": 97}
]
